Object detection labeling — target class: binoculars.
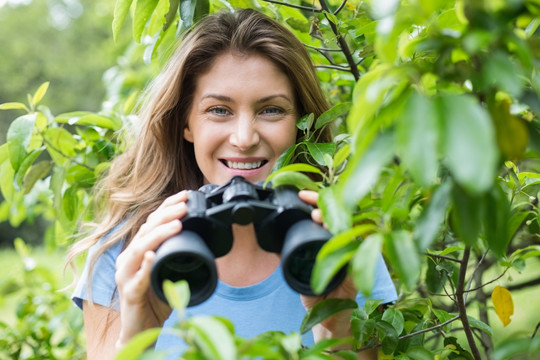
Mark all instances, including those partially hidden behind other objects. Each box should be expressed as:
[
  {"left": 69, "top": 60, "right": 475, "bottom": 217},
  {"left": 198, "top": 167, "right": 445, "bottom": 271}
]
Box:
[{"left": 150, "top": 176, "right": 347, "bottom": 306}]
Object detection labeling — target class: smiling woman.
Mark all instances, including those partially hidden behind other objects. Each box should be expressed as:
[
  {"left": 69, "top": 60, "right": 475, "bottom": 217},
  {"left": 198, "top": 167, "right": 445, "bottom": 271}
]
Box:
[
  {"left": 67, "top": 8, "right": 397, "bottom": 360},
  {"left": 184, "top": 52, "right": 298, "bottom": 185}
]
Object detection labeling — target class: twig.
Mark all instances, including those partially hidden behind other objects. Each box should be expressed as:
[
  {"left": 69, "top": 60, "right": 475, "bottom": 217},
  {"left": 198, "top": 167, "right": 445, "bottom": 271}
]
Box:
[
  {"left": 304, "top": 43, "right": 343, "bottom": 52},
  {"left": 464, "top": 267, "right": 510, "bottom": 294},
  {"left": 318, "top": 0, "right": 360, "bottom": 80},
  {"left": 507, "top": 277, "right": 540, "bottom": 291},
  {"left": 260, "top": 0, "right": 322, "bottom": 12},
  {"left": 426, "top": 253, "right": 462, "bottom": 263},
  {"left": 456, "top": 247, "right": 482, "bottom": 360},
  {"left": 399, "top": 316, "right": 460, "bottom": 341},
  {"left": 464, "top": 249, "right": 488, "bottom": 303},
  {"left": 41, "top": 135, "right": 94, "bottom": 172},
  {"left": 314, "top": 64, "right": 353, "bottom": 72},
  {"left": 532, "top": 321, "right": 540, "bottom": 339},
  {"left": 333, "top": 0, "right": 348, "bottom": 15}
]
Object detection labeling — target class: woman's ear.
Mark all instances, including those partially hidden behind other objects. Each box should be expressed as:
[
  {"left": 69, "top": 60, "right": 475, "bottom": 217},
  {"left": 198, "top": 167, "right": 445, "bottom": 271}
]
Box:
[{"left": 184, "top": 127, "right": 194, "bottom": 143}]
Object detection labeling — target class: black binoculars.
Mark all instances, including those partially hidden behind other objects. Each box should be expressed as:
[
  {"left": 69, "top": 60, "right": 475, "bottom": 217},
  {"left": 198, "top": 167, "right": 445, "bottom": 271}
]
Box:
[{"left": 150, "top": 176, "right": 347, "bottom": 306}]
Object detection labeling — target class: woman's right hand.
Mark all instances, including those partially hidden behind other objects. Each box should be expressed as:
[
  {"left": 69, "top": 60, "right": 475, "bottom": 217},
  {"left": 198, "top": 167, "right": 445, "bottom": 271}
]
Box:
[{"left": 113, "top": 190, "right": 189, "bottom": 350}]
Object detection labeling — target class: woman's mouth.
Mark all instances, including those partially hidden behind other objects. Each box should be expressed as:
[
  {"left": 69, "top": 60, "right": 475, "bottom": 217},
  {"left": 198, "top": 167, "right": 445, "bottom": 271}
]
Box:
[{"left": 220, "top": 159, "right": 268, "bottom": 170}]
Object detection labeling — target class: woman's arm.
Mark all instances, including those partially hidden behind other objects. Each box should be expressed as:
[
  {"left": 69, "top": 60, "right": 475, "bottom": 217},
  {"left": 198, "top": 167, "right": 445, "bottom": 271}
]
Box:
[{"left": 83, "top": 301, "right": 122, "bottom": 360}]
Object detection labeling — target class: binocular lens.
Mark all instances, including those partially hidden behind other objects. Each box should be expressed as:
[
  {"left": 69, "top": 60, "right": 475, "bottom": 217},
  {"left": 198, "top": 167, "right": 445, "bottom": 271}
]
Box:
[
  {"left": 281, "top": 219, "right": 347, "bottom": 296},
  {"left": 151, "top": 231, "right": 218, "bottom": 307}
]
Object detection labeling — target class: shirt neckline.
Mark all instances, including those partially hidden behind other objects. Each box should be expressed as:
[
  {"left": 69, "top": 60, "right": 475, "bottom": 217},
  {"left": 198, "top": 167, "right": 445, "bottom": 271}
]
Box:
[{"left": 215, "top": 264, "right": 285, "bottom": 301}]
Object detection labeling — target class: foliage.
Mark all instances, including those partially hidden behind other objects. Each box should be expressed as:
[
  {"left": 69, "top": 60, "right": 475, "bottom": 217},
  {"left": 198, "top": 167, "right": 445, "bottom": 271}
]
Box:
[
  {"left": 0, "top": 239, "right": 85, "bottom": 359},
  {"left": 1, "top": 0, "right": 540, "bottom": 359}
]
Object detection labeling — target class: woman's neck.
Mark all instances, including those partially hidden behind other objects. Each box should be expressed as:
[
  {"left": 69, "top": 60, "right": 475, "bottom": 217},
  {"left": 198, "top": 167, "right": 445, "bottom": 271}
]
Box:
[{"left": 215, "top": 224, "right": 280, "bottom": 287}]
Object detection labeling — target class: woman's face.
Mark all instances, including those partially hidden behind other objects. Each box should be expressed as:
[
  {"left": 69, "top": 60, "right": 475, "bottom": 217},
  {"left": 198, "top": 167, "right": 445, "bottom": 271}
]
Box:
[{"left": 184, "top": 52, "right": 299, "bottom": 185}]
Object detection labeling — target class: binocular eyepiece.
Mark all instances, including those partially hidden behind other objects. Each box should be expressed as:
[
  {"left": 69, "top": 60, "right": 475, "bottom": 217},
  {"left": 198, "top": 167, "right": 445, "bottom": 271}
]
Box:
[{"left": 150, "top": 176, "right": 347, "bottom": 306}]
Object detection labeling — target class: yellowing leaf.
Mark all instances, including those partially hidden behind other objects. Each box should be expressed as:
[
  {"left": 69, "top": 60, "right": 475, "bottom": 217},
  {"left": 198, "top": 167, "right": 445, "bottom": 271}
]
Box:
[{"left": 492, "top": 285, "right": 514, "bottom": 327}]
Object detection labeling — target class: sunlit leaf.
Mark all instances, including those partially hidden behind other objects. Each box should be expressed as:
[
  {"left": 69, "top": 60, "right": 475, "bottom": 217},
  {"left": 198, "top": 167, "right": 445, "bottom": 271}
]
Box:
[
  {"left": 163, "top": 279, "right": 190, "bottom": 316},
  {"left": 7, "top": 113, "right": 36, "bottom": 172},
  {"left": 113, "top": 328, "right": 162, "bottom": 360},
  {"left": 133, "top": 0, "right": 159, "bottom": 42},
  {"left": 32, "top": 82, "right": 50, "bottom": 106},
  {"left": 113, "top": 0, "right": 134, "bottom": 42},
  {"left": 381, "top": 307, "right": 404, "bottom": 335},
  {"left": 492, "top": 286, "right": 514, "bottom": 327},
  {"left": 265, "top": 171, "right": 319, "bottom": 191},
  {"left": 0, "top": 102, "right": 28, "bottom": 111},
  {"left": 189, "top": 315, "right": 236, "bottom": 360}
]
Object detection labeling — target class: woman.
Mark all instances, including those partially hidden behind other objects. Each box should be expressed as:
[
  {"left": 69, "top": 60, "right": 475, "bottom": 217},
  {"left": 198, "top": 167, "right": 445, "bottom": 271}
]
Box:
[{"left": 70, "top": 8, "right": 397, "bottom": 359}]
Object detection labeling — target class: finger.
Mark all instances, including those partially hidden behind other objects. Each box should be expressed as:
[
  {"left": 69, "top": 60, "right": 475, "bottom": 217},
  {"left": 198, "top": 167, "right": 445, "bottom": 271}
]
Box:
[
  {"left": 311, "top": 208, "right": 323, "bottom": 224},
  {"left": 157, "top": 190, "right": 188, "bottom": 210},
  {"left": 298, "top": 190, "right": 319, "bottom": 206},
  {"left": 138, "top": 202, "right": 187, "bottom": 238},
  {"left": 116, "top": 220, "right": 182, "bottom": 279}
]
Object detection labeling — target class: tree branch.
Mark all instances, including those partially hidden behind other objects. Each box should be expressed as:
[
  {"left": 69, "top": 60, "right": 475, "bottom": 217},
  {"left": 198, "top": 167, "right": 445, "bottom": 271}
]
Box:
[
  {"left": 456, "top": 247, "right": 482, "bottom": 360},
  {"left": 260, "top": 0, "right": 322, "bottom": 13},
  {"left": 333, "top": 0, "right": 348, "bottom": 15},
  {"left": 318, "top": 0, "right": 360, "bottom": 80},
  {"left": 426, "top": 253, "right": 462, "bottom": 263},
  {"left": 506, "top": 277, "right": 540, "bottom": 291},
  {"left": 314, "top": 64, "right": 353, "bottom": 72}
]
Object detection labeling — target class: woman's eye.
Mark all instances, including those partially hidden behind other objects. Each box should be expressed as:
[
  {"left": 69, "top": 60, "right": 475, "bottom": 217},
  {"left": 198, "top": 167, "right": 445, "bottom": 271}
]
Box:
[
  {"left": 208, "top": 107, "right": 230, "bottom": 116},
  {"left": 261, "top": 107, "right": 284, "bottom": 115}
]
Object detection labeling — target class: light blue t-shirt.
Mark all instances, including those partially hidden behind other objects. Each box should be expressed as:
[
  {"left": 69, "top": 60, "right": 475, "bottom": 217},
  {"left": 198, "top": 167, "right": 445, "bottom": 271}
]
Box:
[{"left": 72, "top": 237, "right": 398, "bottom": 358}]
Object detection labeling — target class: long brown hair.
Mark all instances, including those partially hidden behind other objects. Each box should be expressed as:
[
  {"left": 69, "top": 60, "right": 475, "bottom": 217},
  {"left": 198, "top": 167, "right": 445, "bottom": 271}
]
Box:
[{"left": 67, "top": 8, "right": 331, "bottom": 278}]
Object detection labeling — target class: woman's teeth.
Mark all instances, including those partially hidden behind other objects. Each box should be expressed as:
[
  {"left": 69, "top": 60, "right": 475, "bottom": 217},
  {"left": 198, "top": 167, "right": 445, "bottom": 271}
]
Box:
[{"left": 226, "top": 161, "right": 263, "bottom": 169}]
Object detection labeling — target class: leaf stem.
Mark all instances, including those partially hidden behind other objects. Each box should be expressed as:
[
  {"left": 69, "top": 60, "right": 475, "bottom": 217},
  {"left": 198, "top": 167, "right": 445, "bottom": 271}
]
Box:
[{"left": 260, "top": 0, "right": 322, "bottom": 12}]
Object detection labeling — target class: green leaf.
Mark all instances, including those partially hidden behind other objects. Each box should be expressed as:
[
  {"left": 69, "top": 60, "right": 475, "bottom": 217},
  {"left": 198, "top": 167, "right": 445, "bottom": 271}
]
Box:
[
  {"left": 437, "top": 94, "right": 498, "bottom": 194},
  {"left": 483, "top": 184, "right": 510, "bottom": 257},
  {"left": 189, "top": 315, "right": 236, "bottom": 360},
  {"left": 22, "top": 160, "right": 52, "bottom": 195},
  {"left": 32, "top": 82, "right": 49, "bottom": 106},
  {"left": 397, "top": 91, "right": 439, "bottom": 186},
  {"left": 318, "top": 185, "right": 352, "bottom": 234},
  {"left": 376, "top": 320, "right": 399, "bottom": 354},
  {"left": 44, "top": 127, "right": 78, "bottom": 162},
  {"left": 306, "top": 142, "right": 336, "bottom": 166},
  {"left": 384, "top": 230, "right": 421, "bottom": 289},
  {"left": 113, "top": 0, "right": 134, "bottom": 42},
  {"left": 351, "top": 318, "right": 376, "bottom": 347},
  {"left": 315, "top": 102, "right": 352, "bottom": 130},
  {"left": 406, "top": 346, "right": 435, "bottom": 360},
  {"left": 133, "top": 0, "right": 159, "bottom": 42},
  {"left": 147, "top": 0, "right": 172, "bottom": 36},
  {"left": 113, "top": 328, "right": 162, "bottom": 360},
  {"left": 163, "top": 280, "right": 190, "bottom": 316},
  {"left": 163, "top": 0, "right": 180, "bottom": 31},
  {"left": 339, "top": 131, "right": 395, "bottom": 210},
  {"left": 297, "top": 113, "right": 314, "bottom": 131},
  {"left": 381, "top": 307, "right": 404, "bottom": 335},
  {"left": 265, "top": 171, "right": 319, "bottom": 191},
  {"left": 450, "top": 184, "right": 482, "bottom": 246},
  {"left": 351, "top": 233, "right": 383, "bottom": 297},
  {"left": 483, "top": 51, "right": 524, "bottom": 97},
  {"left": 179, "top": 0, "right": 209, "bottom": 30},
  {"left": 7, "top": 113, "right": 37, "bottom": 172},
  {"left": 466, "top": 315, "right": 493, "bottom": 336},
  {"left": 333, "top": 143, "right": 350, "bottom": 170},
  {"left": 0, "top": 102, "right": 28, "bottom": 111},
  {"left": 300, "top": 298, "right": 358, "bottom": 334},
  {"left": 14, "top": 148, "right": 44, "bottom": 191},
  {"left": 312, "top": 235, "right": 358, "bottom": 294},
  {"left": 413, "top": 180, "right": 452, "bottom": 250},
  {"left": 55, "top": 111, "right": 119, "bottom": 130}
]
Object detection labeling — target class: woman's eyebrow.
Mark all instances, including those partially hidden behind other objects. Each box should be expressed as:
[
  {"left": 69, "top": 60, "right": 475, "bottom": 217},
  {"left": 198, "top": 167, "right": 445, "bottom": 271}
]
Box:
[
  {"left": 256, "top": 94, "right": 294, "bottom": 104},
  {"left": 201, "top": 94, "right": 233, "bottom": 102}
]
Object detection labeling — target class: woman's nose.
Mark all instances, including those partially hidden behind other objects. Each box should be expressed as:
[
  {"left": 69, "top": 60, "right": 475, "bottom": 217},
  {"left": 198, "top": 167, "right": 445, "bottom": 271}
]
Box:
[{"left": 229, "top": 116, "right": 260, "bottom": 150}]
